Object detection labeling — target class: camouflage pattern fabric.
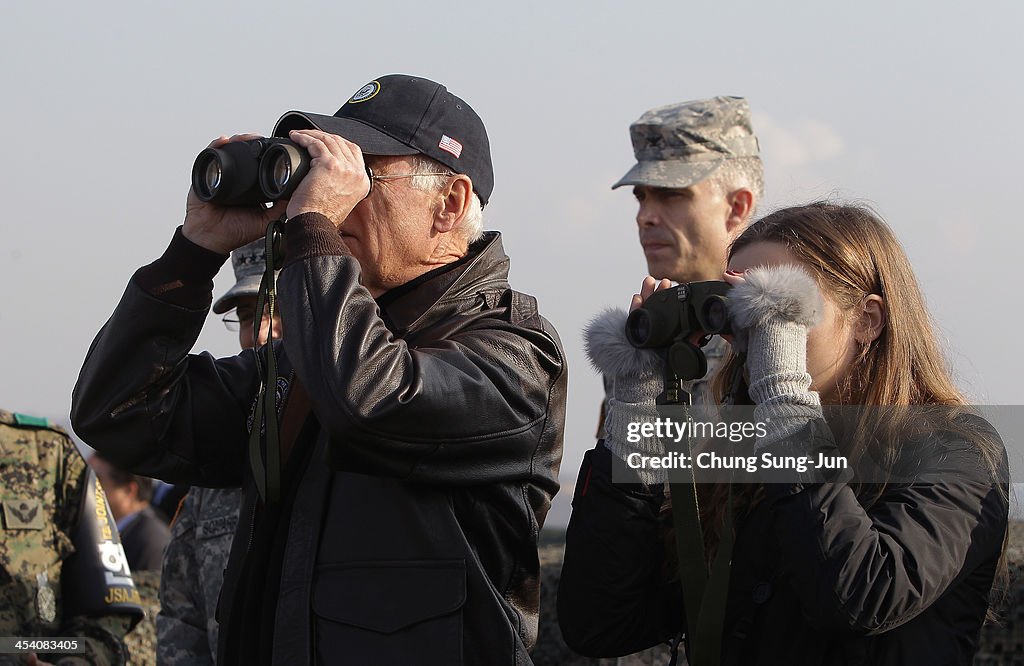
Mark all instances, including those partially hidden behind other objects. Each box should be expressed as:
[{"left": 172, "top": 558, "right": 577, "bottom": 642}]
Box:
[
  {"left": 0, "top": 410, "right": 141, "bottom": 666},
  {"left": 157, "top": 487, "right": 242, "bottom": 665},
  {"left": 124, "top": 570, "right": 160, "bottom": 666},
  {"left": 612, "top": 96, "right": 760, "bottom": 191}
]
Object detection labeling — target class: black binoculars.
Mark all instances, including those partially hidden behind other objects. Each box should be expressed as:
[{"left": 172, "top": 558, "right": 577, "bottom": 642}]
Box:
[
  {"left": 625, "top": 280, "right": 731, "bottom": 380},
  {"left": 191, "top": 138, "right": 311, "bottom": 206}
]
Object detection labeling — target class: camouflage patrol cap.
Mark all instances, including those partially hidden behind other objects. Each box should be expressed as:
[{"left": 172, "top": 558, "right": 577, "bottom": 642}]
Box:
[
  {"left": 212, "top": 239, "right": 275, "bottom": 315},
  {"left": 612, "top": 96, "right": 760, "bottom": 190}
]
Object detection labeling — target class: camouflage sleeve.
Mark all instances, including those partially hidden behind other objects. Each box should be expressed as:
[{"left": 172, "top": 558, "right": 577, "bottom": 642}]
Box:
[
  {"left": 157, "top": 490, "right": 214, "bottom": 665},
  {"left": 43, "top": 614, "right": 134, "bottom": 665}
]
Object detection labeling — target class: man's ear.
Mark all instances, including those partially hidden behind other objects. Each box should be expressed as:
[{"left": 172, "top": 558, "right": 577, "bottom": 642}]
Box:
[
  {"left": 725, "top": 187, "right": 754, "bottom": 236},
  {"left": 855, "top": 294, "right": 886, "bottom": 343},
  {"left": 433, "top": 175, "right": 472, "bottom": 234}
]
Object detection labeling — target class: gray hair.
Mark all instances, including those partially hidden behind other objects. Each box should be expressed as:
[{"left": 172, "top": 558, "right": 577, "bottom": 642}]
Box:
[
  {"left": 706, "top": 157, "right": 765, "bottom": 220},
  {"left": 407, "top": 155, "right": 485, "bottom": 245}
]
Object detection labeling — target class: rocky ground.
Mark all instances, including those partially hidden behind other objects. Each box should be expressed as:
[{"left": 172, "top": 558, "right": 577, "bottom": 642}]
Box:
[
  {"left": 125, "top": 570, "right": 158, "bottom": 666},
  {"left": 975, "top": 522, "right": 1024, "bottom": 665}
]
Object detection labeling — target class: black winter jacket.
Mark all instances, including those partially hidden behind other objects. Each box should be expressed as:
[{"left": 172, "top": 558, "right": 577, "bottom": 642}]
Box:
[
  {"left": 72, "top": 216, "right": 567, "bottom": 665},
  {"left": 558, "top": 418, "right": 1007, "bottom": 666}
]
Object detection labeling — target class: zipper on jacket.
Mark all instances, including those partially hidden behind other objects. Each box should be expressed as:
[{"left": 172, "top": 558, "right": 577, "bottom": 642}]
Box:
[{"left": 245, "top": 497, "right": 258, "bottom": 555}]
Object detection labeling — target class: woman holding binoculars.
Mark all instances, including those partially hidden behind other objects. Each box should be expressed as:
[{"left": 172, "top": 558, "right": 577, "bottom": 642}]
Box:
[{"left": 558, "top": 202, "right": 1008, "bottom": 666}]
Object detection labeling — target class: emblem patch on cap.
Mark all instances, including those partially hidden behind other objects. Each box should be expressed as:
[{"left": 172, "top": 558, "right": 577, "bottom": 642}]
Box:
[
  {"left": 348, "top": 80, "right": 381, "bottom": 104},
  {"left": 439, "top": 134, "right": 463, "bottom": 158}
]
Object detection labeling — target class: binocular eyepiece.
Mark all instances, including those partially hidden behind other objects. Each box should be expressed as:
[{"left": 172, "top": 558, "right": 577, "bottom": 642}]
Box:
[
  {"left": 192, "top": 138, "right": 311, "bottom": 206},
  {"left": 625, "top": 281, "right": 732, "bottom": 380}
]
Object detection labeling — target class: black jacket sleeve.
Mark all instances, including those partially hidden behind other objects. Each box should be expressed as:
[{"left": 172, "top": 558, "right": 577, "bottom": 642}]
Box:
[
  {"left": 71, "top": 230, "right": 258, "bottom": 487},
  {"left": 557, "top": 442, "right": 685, "bottom": 657},
  {"left": 761, "top": 419, "right": 1009, "bottom": 634}
]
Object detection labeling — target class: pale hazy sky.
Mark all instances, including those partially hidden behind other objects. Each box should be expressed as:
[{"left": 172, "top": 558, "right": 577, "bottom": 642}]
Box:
[{"left": 3, "top": 1, "right": 1022, "bottom": 525}]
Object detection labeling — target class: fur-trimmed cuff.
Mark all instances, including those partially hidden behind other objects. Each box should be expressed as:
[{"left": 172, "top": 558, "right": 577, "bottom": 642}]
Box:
[
  {"left": 727, "top": 264, "right": 824, "bottom": 330},
  {"left": 584, "top": 308, "right": 663, "bottom": 379}
]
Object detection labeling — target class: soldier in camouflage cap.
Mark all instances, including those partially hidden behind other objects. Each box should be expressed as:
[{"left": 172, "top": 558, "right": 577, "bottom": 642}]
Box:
[
  {"left": 602, "top": 94, "right": 765, "bottom": 413},
  {"left": 606, "top": 95, "right": 764, "bottom": 403},
  {"left": 613, "top": 96, "right": 761, "bottom": 192},
  {"left": 607, "top": 96, "right": 764, "bottom": 432},
  {"left": 0, "top": 410, "right": 143, "bottom": 666},
  {"left": 568, "top": 99, "right": 764, "bottom": 665},
  {"left": 613, "top": 95, "right": 763, "bottom": 285}
]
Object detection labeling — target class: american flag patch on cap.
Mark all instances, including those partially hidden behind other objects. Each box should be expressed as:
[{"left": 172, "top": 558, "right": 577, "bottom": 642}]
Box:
[{"left": 438, "top": 134, "right": 463, "bottom": 158}]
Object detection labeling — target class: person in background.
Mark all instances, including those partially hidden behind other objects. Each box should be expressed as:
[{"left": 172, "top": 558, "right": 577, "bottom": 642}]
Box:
[
  {"left": 561, "top": 96, "right": 763, "bottom": 665},
  {"left": 559, "top": 203, "right": 1008, "bottom": 665},
  {"left": 89, "top": 454, "right": 171, "bottom": 572}
]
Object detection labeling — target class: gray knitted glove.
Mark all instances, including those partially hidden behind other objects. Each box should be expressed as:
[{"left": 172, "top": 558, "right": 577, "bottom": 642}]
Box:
[
  {"left": 727, "top": 265, "right": 825, "bottom": 449},
  {"left": 585, "top": 308, "right": 669, "bottom": 485}
]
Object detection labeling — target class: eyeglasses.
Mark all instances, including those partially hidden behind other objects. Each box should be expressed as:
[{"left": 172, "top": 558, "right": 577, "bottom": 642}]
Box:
[
  {"left": 222, "top": 308, "right": 263, "bottom": 332},
  {"left": 222, "top": 314, "right": 247, "bottom": 332},
  {"left": 365, "top": 166, "right": 454, "bottom": 193},
  {"left": 371, "top": 170, "right": 454, "bottom": 182}
]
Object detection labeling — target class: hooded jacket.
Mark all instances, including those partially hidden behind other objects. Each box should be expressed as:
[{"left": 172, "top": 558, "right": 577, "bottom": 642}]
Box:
[{"left": 72, "top": 214, "right": 567, "bottom": 665}]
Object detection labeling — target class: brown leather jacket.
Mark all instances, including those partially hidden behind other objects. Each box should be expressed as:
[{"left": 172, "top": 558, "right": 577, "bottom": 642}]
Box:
[{"left": 72, "top": 216, "right": 566, "bottom": 665}]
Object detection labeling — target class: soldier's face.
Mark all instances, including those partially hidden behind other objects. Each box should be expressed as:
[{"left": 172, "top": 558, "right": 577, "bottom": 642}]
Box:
[{"left": 633, "top": 180, "right": 735, "bottom": 283}]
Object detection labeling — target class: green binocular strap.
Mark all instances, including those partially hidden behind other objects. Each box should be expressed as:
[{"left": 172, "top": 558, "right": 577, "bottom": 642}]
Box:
[
  {"left": 669, "top": 469, "right": 734, "bottom": 665},
  {"left": 249, "top": 219, "right": 286, "bottom": 504},
  {"left": 666, "top": 359, "right": 744, "bottom": 665}
]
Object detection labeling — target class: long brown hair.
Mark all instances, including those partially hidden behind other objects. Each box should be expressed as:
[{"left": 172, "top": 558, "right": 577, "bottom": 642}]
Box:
[
  {"left": 674, "top": 202, "right": 1007, "bottom": 612},
  {"left": 727, "top": 201, "right": 962, "bottom": 407}
]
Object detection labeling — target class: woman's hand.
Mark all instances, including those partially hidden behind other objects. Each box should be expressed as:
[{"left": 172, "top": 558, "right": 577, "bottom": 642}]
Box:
[
  {"left": 723, "top": 265, "right": 825, "bottom": 447},
  {"left": 583, "top": 279, "right": 677, "bottom": 484}
]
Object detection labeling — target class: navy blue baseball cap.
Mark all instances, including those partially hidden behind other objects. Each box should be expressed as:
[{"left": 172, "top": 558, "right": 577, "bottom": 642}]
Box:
[{"left": 273, "top": 74, "right": 494, "bottom": 205}]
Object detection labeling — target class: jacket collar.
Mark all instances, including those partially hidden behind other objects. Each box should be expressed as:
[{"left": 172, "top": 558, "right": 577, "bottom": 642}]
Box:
[{"left": 377, "top": 231, "right": 511, "bottom": 336}]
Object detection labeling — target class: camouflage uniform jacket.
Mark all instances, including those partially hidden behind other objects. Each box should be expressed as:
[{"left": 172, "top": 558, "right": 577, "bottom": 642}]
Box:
[
  {"left": 0, "top": 411, "right": 142, "bottom": 666},
  {"left": 157, "top": 487, "right": 242, "bottom": 665}
]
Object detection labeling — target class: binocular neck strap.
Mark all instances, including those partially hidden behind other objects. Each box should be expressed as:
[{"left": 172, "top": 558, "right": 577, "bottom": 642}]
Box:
[
  {"left": 666, "top": 359, "right": 745, "bottom": 666},
  {"left": 249, "top": 219, "right": 285, "bottom": 504}
]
